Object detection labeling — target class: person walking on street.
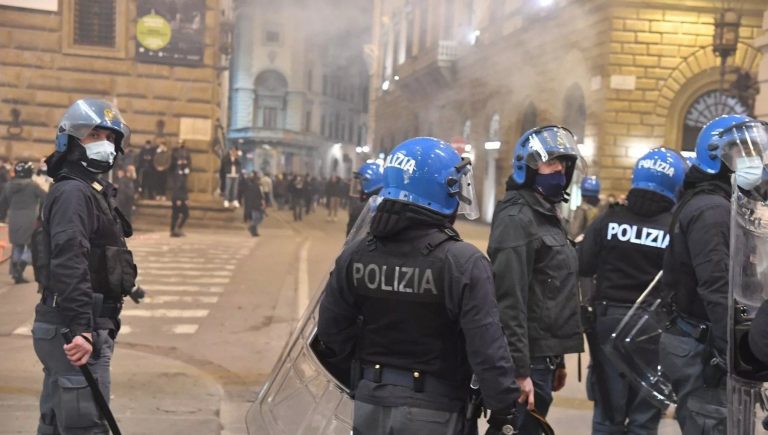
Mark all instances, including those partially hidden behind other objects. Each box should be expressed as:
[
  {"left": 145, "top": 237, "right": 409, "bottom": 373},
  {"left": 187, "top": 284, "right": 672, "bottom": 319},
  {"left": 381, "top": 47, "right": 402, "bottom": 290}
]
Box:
[
  {"left": 326, "top": 175, "right": 341, "bottom": 221},
  {"left": 219, "top": 147, "right": 241, "bottom": 208},
  {"left": 660, "top": 115, "right": 768, "bottom": 433},
  {"left": 291, "top": 175, "right": 305, "bottom": 221},
  {"left": 31, "top": 98, "right": 137, "bottom": 434},
  {"left": 115, "top": 167, "right": 135, "bottom": 224},
  {"left": 579, "top": 147, "right": 686, "bottom": 434},
  {"left": 488, "top": 125, "right": 585, "bottom": 434},
  {"left": 241, "top": 172, "right": 265, "bottom": 237},
  {"left": 0, "top": 161, "right": 46, "bottom": 284},
  {"left": 169, "top": 151, "right": 190, "bottom": 237},
  {"left": 260, "top": 172, "right": 273, "bottom": 208},
  {"left": 317, "top": 137, "right": 520, "bottom": 435}
]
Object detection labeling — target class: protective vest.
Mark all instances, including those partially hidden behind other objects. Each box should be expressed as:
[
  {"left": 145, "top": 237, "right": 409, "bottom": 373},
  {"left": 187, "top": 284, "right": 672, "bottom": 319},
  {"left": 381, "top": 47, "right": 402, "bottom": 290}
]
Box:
[
  {"left": 348, "top": 229, "right": 470, "bottom": 386},
  {"left": 592, "top": 205, "right": 672, "bottom": 304},
  {"left": 32, "top": 175, "right": 136, "bottom": 305}
]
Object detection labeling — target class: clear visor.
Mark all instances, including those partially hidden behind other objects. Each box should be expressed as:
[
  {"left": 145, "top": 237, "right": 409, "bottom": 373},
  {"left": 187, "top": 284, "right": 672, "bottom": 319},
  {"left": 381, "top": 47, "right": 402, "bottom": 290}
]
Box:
[
  {"left": 456, "top": 158, "right": 479, "bottom": 220},
  {"left": 58, "top": 99, "right": 131, "bottom": 145},
  {"left": 720, "top": 121, "right": 768, "bottom": 172},
  {"left": 524, "top": 126, "right": 587, "bottom": 176}
]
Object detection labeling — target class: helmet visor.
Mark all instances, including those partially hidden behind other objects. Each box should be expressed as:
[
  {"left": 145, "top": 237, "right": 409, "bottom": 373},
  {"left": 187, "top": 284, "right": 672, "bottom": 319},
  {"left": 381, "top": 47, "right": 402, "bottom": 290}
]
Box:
[
  {"left": 58, "top": 99, "right": 131, "bottom": 147},
  {"left": 719, "top": 121, "right": 768, "bottom": 172},
  {"left": 455, "top": 157, "right": 479, "bottom": 220},
  {"left": 523, "top": 126, "right": 587, "bottom": 183}
]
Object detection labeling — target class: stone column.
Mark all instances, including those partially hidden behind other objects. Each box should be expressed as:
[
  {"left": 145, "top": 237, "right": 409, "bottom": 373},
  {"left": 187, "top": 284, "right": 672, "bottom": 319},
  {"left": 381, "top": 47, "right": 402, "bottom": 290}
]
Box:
[
  {"left": 229, "top": 2, "right": 256, "bottom": 130},
  {"left": 755, "top": 10, "right": 768, "bottom": 120}
]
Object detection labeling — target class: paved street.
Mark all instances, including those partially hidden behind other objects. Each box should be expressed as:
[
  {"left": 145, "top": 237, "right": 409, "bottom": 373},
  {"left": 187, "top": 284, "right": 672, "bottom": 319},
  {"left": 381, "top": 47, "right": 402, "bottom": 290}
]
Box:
[{"left": 0, "top": 205, "right": 680, "bottom": 434}]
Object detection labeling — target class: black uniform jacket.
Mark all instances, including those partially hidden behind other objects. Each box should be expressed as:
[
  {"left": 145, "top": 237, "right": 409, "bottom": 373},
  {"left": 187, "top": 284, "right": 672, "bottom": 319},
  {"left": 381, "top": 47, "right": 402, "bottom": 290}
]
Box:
[
  {"left": 41, "top": 164, "right": 127, "bottom": 336},
  {"left": 487, "top": 189, "right": 583, "bottom": 377},
  {"left": 579, "top": 204, "right": 672, "bottom": 304},
  {"left": 317, "top": 226, "right": 519, "bottom": 412},
  {"left": 662, "top": 180, "right": 730, "bottom": 355}
]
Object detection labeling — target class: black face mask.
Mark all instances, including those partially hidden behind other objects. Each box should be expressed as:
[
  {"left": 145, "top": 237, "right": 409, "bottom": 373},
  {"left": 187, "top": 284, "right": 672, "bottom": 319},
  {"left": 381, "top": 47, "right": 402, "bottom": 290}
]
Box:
[{"left": 534, "top": 172, "right": 566, "bottom": 201}]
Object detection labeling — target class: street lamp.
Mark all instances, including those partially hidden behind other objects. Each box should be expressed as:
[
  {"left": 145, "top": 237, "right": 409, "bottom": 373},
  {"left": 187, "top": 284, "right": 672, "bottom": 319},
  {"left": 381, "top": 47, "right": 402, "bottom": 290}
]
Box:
[{"left": 713, "top": 8, "right": 741, "bottom": 89}]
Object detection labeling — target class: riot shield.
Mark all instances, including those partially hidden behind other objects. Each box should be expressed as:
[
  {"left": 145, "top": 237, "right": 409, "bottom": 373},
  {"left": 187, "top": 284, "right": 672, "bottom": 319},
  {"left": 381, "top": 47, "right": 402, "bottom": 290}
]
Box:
[
  {"left": 727, "top": 184, "right": 768, "bottom": 434},
  {"left": 604, "top": 271, "right": 677, "bottom": 409},
  {"left": 245, "top": 196, "right": 381, "bottom": 435}
]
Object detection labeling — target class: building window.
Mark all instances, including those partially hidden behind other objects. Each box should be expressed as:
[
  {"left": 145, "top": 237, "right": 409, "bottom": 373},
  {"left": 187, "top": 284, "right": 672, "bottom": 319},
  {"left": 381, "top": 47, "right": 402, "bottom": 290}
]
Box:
[
  {"left": 682, "top": 90, "right": 749, "bottom": 151},
  {"left": 406, "top": 6, "right": 415, "bottom": 58},
  {"left": 348, "top": 119, "right": 354, "bottom": 142},
  {"left": 63, "top": 0, "right": 127, "bottom": 57},
  {"left": 321, "top": 114, "right": 326, "bottom": 136},
  {"left": 419, "top": 3, "right": 428, "bottom": 51},
  {"left": 307, "top": 69, "right": 313, "bottom": 92},
  {"left": 322, "top": 75, "right": 328, "bottom": 96},
  {"left": 263, "top": 108, "right": 278, "bottom": 129},
  {"left": 305, "top": 110, "right": 312, "bottom": 132},
  {"left": 264, "top": 27, "right": 281, "bottom": 45},
  {"left": 442, "top": 0, "right": 455, "bottom": 40},
  {"left": 74, "top": 0, "right": 116, "bottom": 47}
]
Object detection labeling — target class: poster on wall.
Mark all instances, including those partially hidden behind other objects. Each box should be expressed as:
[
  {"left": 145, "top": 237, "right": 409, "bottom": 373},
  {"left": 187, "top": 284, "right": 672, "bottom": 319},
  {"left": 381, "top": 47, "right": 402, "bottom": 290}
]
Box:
[
  {"left": 135, "top": 0, "right": 206, "bottom": 66},
  {"left": 0, "top": 0, "right": 57, "bottom": 11}
]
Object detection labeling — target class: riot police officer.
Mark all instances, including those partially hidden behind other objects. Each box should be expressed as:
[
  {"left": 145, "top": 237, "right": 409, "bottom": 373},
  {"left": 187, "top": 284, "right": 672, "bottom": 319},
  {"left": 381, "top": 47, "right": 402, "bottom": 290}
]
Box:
[
  {"left": 317, "top": 137, "right": 520, "bottom": 435},
  {"left": 569, "top": 175, "right": 602, "bottom": 240},
  {"left": 31, "top": 99, "right": 137, "bottom": 434},
  {"left": 346, "top": 160, "right": 383, "bottom": 236},
  {"left": 579, "top": 147, "right": 685, "bottom": 434},
  {"left": 660, "top": 115, "right": 768, "bottom": 433},
  {"left": 487, "top": 125, "right": 584, "bottom": 434}
]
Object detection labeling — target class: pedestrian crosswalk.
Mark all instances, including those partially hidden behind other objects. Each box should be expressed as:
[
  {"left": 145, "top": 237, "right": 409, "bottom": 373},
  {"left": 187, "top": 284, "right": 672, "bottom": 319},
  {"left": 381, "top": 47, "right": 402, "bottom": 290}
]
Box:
[{"left": 12, "top": 232, "right": 255, "bottom": 337}]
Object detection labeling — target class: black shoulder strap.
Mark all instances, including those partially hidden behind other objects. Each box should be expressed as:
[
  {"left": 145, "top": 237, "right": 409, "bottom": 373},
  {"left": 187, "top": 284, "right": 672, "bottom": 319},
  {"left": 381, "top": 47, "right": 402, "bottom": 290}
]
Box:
[{"left": 421, "top": 227, "right": 463, "bottom": 255}]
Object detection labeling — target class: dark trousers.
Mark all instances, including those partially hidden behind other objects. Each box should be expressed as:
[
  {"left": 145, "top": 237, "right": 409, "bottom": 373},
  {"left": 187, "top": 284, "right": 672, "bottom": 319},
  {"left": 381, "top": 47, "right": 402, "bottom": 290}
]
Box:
[
  {"left": 659, "top": 332, "right": 726, "bottom": 434},
  {"left": 353, "top": 400, "right": 473, "bottom": 435},
  {"left": 32, "top": 315, "right": 114, "bottom": 434},
  {"left": 171, "top": 199, "right": 189, "bottom": 232},
  {"left": 248, "top": 210, "right": 263, "bottom": 236},
  {"left": 589, "top": 304, "right": 661, "bottom": 434},
  {"left": 516, "top": 360, "right": 556, "bottom": 435}
]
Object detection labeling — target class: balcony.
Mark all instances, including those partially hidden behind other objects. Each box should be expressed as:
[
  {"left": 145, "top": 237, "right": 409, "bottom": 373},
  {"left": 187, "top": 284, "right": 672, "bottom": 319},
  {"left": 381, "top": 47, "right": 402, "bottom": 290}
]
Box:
[{"left": 394, "top": 40, "right": 458, "bottom": 99}]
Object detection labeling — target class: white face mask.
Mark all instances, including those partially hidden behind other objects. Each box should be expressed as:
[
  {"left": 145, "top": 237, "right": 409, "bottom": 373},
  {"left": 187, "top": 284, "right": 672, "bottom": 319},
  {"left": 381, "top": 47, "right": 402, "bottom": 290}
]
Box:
[
  {"left": 82, "top": 140, "right": 116, "bottom": 172},
  {"left": 735, "top": 156, "right": 764, "bottom": 190}
]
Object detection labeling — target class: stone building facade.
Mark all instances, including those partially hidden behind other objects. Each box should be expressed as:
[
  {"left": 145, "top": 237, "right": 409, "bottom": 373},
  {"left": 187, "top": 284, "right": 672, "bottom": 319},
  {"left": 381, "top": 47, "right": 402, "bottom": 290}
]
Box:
[
  {"left": 369, "top": 0, "right": 766, "bottom": 222},
  {"left": 0, "top": 0, "right": 231, "bottom": 199},
  {"left": 227, "top": 0, "right": 370, "bottom": 179}
]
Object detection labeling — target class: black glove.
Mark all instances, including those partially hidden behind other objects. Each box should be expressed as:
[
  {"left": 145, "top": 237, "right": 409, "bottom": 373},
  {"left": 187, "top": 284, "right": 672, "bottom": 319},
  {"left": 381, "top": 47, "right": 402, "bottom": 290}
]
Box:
[{"left": 484, "top": 410, "right": 518, "bottom": 435}]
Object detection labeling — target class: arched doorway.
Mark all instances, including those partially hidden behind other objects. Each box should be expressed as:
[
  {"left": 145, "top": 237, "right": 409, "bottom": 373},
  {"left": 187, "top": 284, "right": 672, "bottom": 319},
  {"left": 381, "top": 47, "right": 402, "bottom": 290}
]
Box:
[
  {"left": 681, "top": 89, "right": 750, "bottom": 151},
  {"left": 562, "top": 84, "right": 586, "bottom": 143},
  {"left": 254, "top": 70, "right": 288, "bottom": 129}
]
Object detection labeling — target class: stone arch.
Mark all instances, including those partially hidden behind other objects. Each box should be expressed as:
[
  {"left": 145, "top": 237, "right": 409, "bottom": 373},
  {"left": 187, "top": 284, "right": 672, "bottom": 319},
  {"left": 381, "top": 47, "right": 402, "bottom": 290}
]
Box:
[
  {"left": 253, "top": 69, "right": 289, "bottom": 129},
  {"left": 655, "top": 42, "right": 761, "bottom": 148}
]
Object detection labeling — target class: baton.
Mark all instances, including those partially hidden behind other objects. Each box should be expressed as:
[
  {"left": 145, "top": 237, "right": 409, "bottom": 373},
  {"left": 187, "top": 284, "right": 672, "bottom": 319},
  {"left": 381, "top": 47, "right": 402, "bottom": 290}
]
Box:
[{"left": 61, "top": 328, "right": 122, "bottom": 435}]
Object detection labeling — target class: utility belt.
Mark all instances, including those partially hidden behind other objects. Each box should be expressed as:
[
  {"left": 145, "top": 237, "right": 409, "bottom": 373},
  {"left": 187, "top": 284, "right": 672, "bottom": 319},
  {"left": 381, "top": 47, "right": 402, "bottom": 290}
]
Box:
[
  {"left": 360, "top": 364, "right": 465, "bottom": 398},
  {"left": 530, "top": 355, "right": 563, "bottom": 371},
  {"left": 669, "top": 313, "right": 709, "bottom": 344},
  {"left": 40, "top": 292, "right": 123, "bottom": 319}
]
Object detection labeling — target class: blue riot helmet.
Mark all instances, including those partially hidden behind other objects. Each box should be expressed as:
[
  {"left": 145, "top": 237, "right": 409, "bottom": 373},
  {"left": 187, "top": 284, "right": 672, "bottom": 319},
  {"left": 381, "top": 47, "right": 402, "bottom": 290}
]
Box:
[
  {"left": 631, "top": 147, "right": 686, "bottom": 202},
  {"left": 55, "top": 99, "right": 131, "bottom": 153},
  {"left": 692, "top": 114, "right": 752, "bottom": 174},
  {"left": 381, "top": 137, "right": 479, "bottom": 219},
  {"left": 714, "top": 119, "right": 768, "bottom": 190},
  {"left": 354, "top": 161, "right": 384, "bottom": 195},
  {"left": 580, "top": 176, "right": 601, "bottom": 198},
  {"left": 511, "top": 125, "right": 584, "bottom": 189}
]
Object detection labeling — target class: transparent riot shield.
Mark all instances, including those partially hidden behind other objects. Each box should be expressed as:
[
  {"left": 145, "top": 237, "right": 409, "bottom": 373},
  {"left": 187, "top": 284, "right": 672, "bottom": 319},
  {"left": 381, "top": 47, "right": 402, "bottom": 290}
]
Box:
[
  {"left": 604, "top": 271, "right": 677, "bottom": 409},
  {"left": 727, "top": 185, "right": 768, "bottom": 434},
  {"left": 245, "top": 196, "right": 381, "bottom": 435}
]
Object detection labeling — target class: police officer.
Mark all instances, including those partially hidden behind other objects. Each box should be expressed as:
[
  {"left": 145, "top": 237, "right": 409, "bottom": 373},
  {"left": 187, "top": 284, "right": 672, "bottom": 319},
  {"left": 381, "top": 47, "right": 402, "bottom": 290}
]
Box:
[
  {"left": 346, "top": 161, "right": 383, "bottom": 236},
  {"left": 569, "top": 175, "right": 602, "bottom": 241},
  {"left": 31, "top": 99, "right": 137, "bottom": 434},
  {"left": 488, "top": 125, "right": 584, "bottom": 434},
  {"left": 317, "top": 137, "right": 520, "bottom": 435},
  {"left": 660, "top": 115, "right": 768, "bottom": 434},
  {"left": 0, "top": 161, "right": 47, "bottom": 283},
  {"left": 579, "top": 148, "right": 685, "bottom": 434}
]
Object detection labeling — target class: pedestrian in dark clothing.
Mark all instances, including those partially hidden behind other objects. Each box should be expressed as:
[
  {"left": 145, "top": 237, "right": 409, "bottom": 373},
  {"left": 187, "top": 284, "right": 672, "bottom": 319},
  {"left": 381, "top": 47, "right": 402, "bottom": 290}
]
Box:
[
  {"left": 138, "top": 140, "right": 157, "bottom": 199},
  {"left": 219, "top": 148, "right": 241, "bottom": 208},
  {"left": 33, "top": 99, "right": 137, "bottom": 434},
  {"left": 241, "top": 172, "right": 265, "bottom": 236},
  {"left": 0, "top": 161, "right": 46, "bottom": 283},
  {"left": 488, "top": 126, "right": 584, "bottom": 434},
  {"left": 579, "top": 148, "right": 685, "bottom": 435},
  {"left": 317, "top": 137, "right": 520, "bottom": 435},
  {"left": 290, "top": 175, "right": 305, "bottom": 221},
  {"left": 326, "top": 175, "right": 342, "bottom": 221},
  {"left": 273, "top": 173, "right": 287, "bottom": 210},
  {"left": 115, "top": 168, "right": 135, "bottom": 224},
  {"left": 169, "top": 155, "right": 190, "bottom": 237}
]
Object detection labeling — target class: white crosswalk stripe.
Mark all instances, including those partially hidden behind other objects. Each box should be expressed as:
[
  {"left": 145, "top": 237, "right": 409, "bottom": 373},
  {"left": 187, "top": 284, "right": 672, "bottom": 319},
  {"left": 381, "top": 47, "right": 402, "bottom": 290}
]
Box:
[{"left": 12, "top": 232, "right": 255, "bottom": 337}]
